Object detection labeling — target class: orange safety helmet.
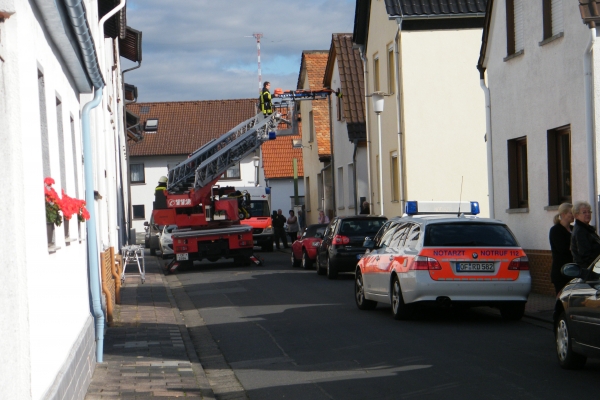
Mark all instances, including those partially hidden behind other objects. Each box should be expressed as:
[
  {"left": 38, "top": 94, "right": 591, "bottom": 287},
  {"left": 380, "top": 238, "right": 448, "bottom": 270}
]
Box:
[{"left": 274, "top": 88, "right": 283, "bottom": 95}]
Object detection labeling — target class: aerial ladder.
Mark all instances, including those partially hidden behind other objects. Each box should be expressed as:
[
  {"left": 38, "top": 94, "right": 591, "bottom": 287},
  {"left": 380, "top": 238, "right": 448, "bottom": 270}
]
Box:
[{"left": 153, "top": 89, "right": 332, "bottom": 272}]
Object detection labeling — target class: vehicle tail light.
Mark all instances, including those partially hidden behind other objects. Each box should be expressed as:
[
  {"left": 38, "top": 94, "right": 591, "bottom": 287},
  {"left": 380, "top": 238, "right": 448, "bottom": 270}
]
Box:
[
  {"left": 333, "top": 235, "right": 350, "bottom": 245},
  {"left": 411, "top": 255, "right": 442, "bottom": 270},
  {"left": 508, "top": 256, "right": 529, "bottom": 270}
]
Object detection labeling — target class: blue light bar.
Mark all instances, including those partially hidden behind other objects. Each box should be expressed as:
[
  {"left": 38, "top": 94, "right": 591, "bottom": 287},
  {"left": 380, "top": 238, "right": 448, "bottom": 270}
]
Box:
[
  {"left": 265, "top": 187, "right": 271, "bottom": 195},
  {"left": 405, "top": 201, "right": 418, "bottom": 215},
  {"left": 269, "top": 131, "right": 277, "bottom": 140},
  {"left": 470, "top": 201, "right": 480, "bottom": 215}
]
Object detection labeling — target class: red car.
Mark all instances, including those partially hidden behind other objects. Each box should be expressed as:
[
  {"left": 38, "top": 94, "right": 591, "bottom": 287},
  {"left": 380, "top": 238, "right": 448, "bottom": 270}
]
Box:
[{"left": 291, "top": 224, "right": 328, "bottom": 269}]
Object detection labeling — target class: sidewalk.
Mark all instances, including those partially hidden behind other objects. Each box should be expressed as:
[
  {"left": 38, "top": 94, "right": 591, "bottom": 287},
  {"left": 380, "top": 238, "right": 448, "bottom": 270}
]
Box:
[{"left": 85, "top": 250, "right": 214, "bottom": 399}]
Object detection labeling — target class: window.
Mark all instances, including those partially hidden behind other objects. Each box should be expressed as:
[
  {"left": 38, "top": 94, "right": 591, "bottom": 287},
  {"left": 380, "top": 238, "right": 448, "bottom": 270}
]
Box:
[
  {"left": 373, "top": 55, "right": 380, "bottom": 92},
  {"left": 309, "top": 110, "right": 314, "bottom": 142},
  {"left": 387, "top": 46, "right": 395, "bottom": 94},
  {"left": 305, "top": 176, "right": 311, "bottom": 211},
  {"left": 506, "top": 0, "right": 524, "bottom": 56},
  {"left": 424, "top": 223, "right": 518, "bottom": 247},
  {"left": 390, "top": 152, "right": 399, "bottom": 202},
  {"left": 130, "top": 163, "right": 145, "bottom": 183},
  {"left": 336, "top": 90, "right": 344, "bottom": 121},
  {"left": 543, "top": 0, "right": 563, "bottom": 40},
  {"left": 547, "top": 126, "right": 571, "bottom": 205},
  {"left": 317, "top": 173, "right": 323, "bottom": 210},
  {"left": 56, "top": 98, "right": 67, "bottom": 191},
  {"left": 348, "top": 163, "right": 355, "bottom": 209},
  {"left": 145, "top": 119, "right": 158, "bottom": 132},
  {"left": 222, "top": 163, "right": 240, "bottom": 180},
  {"left": 405, "top": 224, "right": 421, "bottom": 249},
  {"left": 376, "top": 222, "right": 397, "bottom": 250},
  {"left": 140, "top": 106, "right": 150, "bottom": 114},
  {"left": 390, "top": 223, "right": 410, "bottom": 248},
  {"left": 508, "top": 137, "right": 528, "bottom": 209},
  {"left": 132, "top": 205, "right": 145, "bottom": 219},
  {"left": 289, "top": 196, "right": 305, "bottom": 210},
  {"left": 337, "top": 167, "right": 344, "bottom": 208},
  {"left": 38, "top": 70, "right": 51, "bottom": 179}
]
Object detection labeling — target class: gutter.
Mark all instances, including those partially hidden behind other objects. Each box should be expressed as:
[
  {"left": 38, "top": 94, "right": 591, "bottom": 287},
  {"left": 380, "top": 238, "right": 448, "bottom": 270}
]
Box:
[
  {"left": 352, "top": 142, "right": 358, "bottom": 214},
  {"left": 388, "top": 13, "right": 486, "bottom": 21},
  {"left": 584, "top": 27, "right": 598, "bottom": 224},
  {"left": 358, "top": 45, "right": 373, "bottom": 207},
  {"left": 394, "top": 18, "right": 406, "bottom": 211}
]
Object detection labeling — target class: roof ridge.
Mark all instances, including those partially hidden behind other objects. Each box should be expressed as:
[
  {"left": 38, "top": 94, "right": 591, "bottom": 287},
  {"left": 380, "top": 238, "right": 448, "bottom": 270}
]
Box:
[{"left": 132, "top": 98, "right": 257, "bottom": 106}]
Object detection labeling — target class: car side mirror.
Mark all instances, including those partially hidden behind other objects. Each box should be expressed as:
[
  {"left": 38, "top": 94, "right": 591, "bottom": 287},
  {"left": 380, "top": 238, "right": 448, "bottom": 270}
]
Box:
[
  {"left": 561, "top": 263, "right": 582, "bottom": 278},
  {"left": 144, "top": 221, "right": 149, "bottom": 227},
  {"left": 363, "top": 237, "right": 375, "bottom": 249}
]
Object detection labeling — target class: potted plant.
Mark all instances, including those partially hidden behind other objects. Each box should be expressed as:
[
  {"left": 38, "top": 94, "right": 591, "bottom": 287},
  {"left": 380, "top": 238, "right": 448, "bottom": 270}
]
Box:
[{"left": 44, "top": 177, "right": 62, "bottom": 244}]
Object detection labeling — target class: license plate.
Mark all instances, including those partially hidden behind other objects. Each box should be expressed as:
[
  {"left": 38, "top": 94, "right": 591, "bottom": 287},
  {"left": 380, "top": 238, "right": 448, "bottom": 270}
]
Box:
[
  {"left": 176, "top": 253, "right": 189, "bottom": 261},
  {"left": 456, "top": 262, "right": 494, "bottom": 272}
]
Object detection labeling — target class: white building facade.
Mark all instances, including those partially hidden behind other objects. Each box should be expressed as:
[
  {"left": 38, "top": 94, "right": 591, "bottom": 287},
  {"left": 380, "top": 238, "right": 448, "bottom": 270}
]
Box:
[
  {"left": 0, "top": 0, "right": 133, "bottom": 398},
  {"left": 478, "top": 0, "right": 600, "bottom": 294}
]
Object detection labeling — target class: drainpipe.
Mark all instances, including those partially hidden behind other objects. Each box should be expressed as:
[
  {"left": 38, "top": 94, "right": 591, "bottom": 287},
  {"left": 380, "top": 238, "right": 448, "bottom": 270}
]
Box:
[
  {"left": 478, "top": 68, "right": 495, "bottom": 219},
  {"left": 352, "top": 142, "right": 358, "bottom": 214},
  {"left": 394, "top": 19, "right": 406, "bottom": 211},
  {"left": 584, "top": 27, "right": 597, "bottom": 225},
  {"left": 328, "top": 94, "right": 336, "bottom": 216},
  {"left": 358, "top": 46, "right": 373, "bottom": 207}
]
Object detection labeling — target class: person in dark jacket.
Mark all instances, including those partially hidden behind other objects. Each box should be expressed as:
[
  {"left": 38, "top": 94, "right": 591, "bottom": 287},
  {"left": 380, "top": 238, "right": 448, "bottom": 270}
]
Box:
[
  {"left": 260, "top": 81, "right": 272, "bottom": 116},
  {"left": 549, "top": 202, "right": 574, "bottom": 294},
  {"left": 571, "top": 201, "right": 600, "bottom": 272},
  {"left": 360, "top": 201, "right": 370, "bottom": 215},
  {"left": 272, "top": 209, "right": 288, "bottom": 249}
]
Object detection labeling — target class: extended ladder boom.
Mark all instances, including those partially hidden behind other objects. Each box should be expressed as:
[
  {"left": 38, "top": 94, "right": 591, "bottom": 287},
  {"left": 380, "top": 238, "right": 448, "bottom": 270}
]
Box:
[{"left": 167, "top": 112, "right": 280, "bottom": 195}]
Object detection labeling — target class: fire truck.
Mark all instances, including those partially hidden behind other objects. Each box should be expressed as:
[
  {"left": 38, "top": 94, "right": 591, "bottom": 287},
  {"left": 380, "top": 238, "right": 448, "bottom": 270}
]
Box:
[{"left": 153, "top": 89, "right": 332, "bottom": 272}]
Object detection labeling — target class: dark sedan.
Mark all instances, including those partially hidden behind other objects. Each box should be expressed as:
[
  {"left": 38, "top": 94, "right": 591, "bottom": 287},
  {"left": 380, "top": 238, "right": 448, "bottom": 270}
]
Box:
[
  {"left": 316, "top": 216, "right": 387, "bottom": 279},
  {"left": 554, "top": 258, "right": 600, "bottom": 369}
]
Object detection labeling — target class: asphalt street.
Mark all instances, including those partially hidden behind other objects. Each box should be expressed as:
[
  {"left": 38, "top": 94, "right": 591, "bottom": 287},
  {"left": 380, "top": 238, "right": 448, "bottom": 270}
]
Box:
[{"left": 165, "top": 250, "right": 600, "bottom": 400}]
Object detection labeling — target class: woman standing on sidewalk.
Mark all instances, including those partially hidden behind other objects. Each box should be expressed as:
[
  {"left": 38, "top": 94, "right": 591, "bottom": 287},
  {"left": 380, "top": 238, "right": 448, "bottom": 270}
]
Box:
[
  {"left": 571, "top": 200, "right": 600, "bottom": 275},
  {"left": 549, "top": 202, "right": 574, "bottom": 294},
  {"left": 287, "top": 210, "right": 300, "bottom": 243}
]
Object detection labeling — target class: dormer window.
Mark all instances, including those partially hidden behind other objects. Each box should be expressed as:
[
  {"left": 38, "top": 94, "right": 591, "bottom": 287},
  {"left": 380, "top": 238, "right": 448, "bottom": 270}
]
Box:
[{"left": 145, "top": 119, "right": 158, "bottom": 132}]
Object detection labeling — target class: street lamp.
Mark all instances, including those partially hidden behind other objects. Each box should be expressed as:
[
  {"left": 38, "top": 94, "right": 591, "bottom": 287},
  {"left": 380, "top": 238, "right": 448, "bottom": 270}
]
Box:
[
  {"left": 371, "top": 92, "right": 385, "bottom": 215},
  {"left": 253, "top": 155, "right": 260, "bottom": 186}
]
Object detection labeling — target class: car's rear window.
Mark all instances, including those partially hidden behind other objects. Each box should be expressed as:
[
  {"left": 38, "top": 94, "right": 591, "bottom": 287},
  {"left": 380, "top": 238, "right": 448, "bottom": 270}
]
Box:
[
  {"left": 424, "top": 223, "right": 518, "bottom": 247},
  {"left": 339, "top": 219, "right": 386, "bottom": 236},
  {"left": 304, "top": 224, "right": 327, "bottom": 238}
]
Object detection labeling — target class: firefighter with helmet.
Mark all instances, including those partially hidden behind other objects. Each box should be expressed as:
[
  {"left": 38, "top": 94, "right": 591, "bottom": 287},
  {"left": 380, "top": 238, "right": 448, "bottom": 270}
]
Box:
[
  {"left": 260, "top": 81, "right": 272, "bottom": 116},
  {"left": 154, "top": 176, "right": 168, "bottom": 209}
]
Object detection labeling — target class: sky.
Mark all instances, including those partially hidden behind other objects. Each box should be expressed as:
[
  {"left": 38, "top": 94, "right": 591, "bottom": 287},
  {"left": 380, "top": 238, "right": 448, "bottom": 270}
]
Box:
[{"left": 122, "top": 0, "right": 356, "bottom": 103}]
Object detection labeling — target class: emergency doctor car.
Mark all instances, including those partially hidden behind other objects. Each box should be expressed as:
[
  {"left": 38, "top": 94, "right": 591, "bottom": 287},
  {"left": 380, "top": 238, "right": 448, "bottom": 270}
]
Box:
[{"left": 355, "top": 201, "right": 531, "bottom": 321}]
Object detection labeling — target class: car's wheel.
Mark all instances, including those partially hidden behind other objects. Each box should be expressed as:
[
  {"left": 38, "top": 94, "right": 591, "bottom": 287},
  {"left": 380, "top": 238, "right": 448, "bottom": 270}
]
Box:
[
  {"left": 326, "top": 257, "right": 338, "bottom": 279},
  {"left": 556, "top": 312, "right": 587, "bottom": 369},
  {"left": 499, "top": 302, "right": 526, "bottom": 321},
  {"left": 316, "top": 257, "right": 326, "bottom": 275},
  {"left": 355, "top": 270, "right": 377, "bottom": 310},
  {"left": 391, "top": 276, "right": 414, "bottom": 320},
  {"left": 302, "top": 250, "right": 313, "bottom": 269},
  {"left": 291, "top": 252, "right": 301, "bottom": 268}
]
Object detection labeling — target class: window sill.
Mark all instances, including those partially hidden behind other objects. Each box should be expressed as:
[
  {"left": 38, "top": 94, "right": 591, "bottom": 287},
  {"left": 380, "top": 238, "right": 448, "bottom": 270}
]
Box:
[
  {"left": 503, "top": 49, "right": 524, "bottom": 62},
  {"left": 348, "top": 206, "right": 355, "bottom": 210},
  {"left": 65, "top": 238, "right": 79, "bottom": 243},
  {"left": 48, "top": 245, "right": 61, "bottom": 254},
  {"left": 505, "top": 207, "right": 529, "bottom": 214},
  {"left": 544, "top": 205, "right": 560, "bottom": 211},
  {"left": 131, "top": 182, "right": 146, "bottom": 185},
  {"left": 391, "top": 200, "right": 399, "bottom": 203},
  {"left": 539, "top": 32, "right": 563, "bottom": 47},
  {"left": 133, "top": 218, "right": 146, "bottom": 221},
  {"left": 338, "top": 206, "right": 345, "bottom": 210}
]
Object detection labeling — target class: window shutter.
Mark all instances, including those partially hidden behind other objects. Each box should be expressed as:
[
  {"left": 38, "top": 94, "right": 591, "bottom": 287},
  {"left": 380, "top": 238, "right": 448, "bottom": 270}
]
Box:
[
  {"left": 551, "top": 0, "right": 563, "bottom": 36},
  {"left": 514, "top": 0, "right": 524, "bottom": 52}
]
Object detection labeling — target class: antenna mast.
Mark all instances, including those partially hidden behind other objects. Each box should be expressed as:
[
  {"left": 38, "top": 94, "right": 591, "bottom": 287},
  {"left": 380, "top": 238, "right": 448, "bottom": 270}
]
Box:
[{"left": 252, "top": 33, "right": 263, "bottom": 94}]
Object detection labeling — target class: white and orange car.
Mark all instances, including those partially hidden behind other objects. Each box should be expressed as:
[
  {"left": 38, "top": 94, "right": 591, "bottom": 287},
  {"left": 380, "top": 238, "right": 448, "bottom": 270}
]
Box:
[{"left": 355, "top": 201, "right": 531, "bottom": 320}]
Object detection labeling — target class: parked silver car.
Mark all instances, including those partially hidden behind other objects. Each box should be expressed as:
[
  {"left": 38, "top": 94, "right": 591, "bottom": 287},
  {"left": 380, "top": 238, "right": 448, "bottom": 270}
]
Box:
[{"left": 159, "top": 225, "right": 178, "bottom": 258}]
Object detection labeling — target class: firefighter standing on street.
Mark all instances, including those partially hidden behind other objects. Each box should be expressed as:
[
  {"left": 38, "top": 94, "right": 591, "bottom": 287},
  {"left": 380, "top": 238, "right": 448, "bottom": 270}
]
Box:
[
  {"left": 154, "top": 176, "right": 168, "bottom": 209},
  {"left": 260, "top": 81, "right": 272, "bottom": 116}
]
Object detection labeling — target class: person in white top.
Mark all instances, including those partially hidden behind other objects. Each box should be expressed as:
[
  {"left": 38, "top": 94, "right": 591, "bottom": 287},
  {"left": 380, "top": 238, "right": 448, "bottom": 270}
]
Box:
[
  {"left": 287, "top": 210, "right": 300, "bottom": 242},
  {"left": 318, "top": 210, "right": 330, "bottom": 224}
]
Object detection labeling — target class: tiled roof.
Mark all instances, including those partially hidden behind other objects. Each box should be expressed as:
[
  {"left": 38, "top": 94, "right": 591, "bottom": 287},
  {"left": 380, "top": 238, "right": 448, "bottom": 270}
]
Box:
[
  {"left": 127, "top": 99, "right": 258, "bottom": 156},
  {"left": 324, "top": 33, "right": 366, "bottom": 142},
  {"left": 384, "top": 0, "right": 487, "bottom": 17},
  {"left": 580, "top": 0, "right": 600, "bottom": 27},
  {"left": 262, "top": 134, "right": 304, "bottom": 179},
  {"left": 298, "top": 51, "right": 331, "bottom": 158}
]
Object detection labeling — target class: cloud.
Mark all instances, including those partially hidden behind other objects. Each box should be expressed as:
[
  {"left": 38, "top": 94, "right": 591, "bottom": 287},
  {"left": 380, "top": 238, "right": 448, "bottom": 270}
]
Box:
[{"left": 122, "top": 0, "right": 355, "bottom": 102}]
